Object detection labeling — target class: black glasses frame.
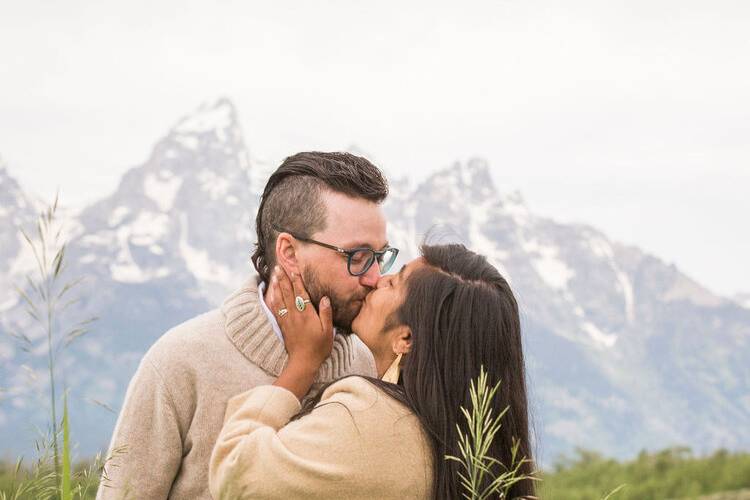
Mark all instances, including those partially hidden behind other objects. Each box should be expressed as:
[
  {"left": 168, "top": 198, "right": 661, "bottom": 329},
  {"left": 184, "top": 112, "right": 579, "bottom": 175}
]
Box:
[{"left": 273, "top": 226, "right": 399, "bottom": 277}]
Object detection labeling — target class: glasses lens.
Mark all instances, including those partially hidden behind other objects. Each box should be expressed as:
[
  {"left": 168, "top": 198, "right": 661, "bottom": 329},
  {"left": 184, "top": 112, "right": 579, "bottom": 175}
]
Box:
[
  {"left": 377, "top": 248, "right": 398, "bottom": 274},
  {"left": 348, "top": 249, "right": 374, "bottom": 275}
]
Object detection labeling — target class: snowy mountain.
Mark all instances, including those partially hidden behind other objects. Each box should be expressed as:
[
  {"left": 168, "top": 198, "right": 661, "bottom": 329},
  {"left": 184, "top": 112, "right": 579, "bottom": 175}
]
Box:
[
  {"left": 385, "top": 160, "right": 750, "bottom": 461},
  {"left": 1, "top": 100, "right": 748, "bottom": 464}
]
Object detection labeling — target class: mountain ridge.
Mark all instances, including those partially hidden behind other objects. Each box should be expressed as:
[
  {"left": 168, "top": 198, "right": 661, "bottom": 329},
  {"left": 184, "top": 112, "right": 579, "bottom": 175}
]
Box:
[{"left": 1, "top": 99, "right": 748, "bottom": 464}]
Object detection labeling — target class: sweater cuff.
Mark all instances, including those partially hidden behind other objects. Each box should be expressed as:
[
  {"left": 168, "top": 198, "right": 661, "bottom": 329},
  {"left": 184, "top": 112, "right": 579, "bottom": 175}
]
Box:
[{"left": 224, "top": 385, "right": 302, "bottom": 430}]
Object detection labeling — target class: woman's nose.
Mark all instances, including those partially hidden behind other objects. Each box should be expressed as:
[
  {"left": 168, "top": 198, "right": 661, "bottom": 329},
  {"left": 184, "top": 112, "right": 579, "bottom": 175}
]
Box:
[
  {"left": 358, "top": 262, "right": 381, "bottom": 288},
  {"left": 375, "top": 274, "right": 392, "bottom": 289}
]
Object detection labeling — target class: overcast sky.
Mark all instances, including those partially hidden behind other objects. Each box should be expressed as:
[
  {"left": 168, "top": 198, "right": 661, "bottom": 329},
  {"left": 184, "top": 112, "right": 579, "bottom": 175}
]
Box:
[{"left": 1, "top": 0, "right": 748, "bottom": 297}]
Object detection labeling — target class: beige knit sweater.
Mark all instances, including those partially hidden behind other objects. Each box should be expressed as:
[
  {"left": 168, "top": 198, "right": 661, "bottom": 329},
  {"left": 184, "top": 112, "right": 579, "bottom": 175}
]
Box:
[
  {"left": 97, "top": 277, "right": 376, "bottom": 500},
  {"left": 209, "top": 376, "right": 434, "bottom": 500}
]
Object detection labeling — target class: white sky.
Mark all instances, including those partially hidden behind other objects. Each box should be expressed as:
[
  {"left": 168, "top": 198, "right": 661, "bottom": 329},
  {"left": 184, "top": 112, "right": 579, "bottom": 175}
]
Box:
[{"left": 1, "top": 0, "right": 748, "bottom": 297}]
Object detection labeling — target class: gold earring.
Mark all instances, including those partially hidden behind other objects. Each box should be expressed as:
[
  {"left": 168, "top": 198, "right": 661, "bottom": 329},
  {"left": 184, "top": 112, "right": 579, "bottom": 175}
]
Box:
[{"left": 382, "top": 353, "right": 402, "bottom": 384}]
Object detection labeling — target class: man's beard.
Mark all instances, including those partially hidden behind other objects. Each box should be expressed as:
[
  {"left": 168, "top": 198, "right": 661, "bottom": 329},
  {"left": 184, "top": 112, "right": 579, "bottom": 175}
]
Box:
[{"left": 302, "top": 267, "right": 367, "bottom": 332}]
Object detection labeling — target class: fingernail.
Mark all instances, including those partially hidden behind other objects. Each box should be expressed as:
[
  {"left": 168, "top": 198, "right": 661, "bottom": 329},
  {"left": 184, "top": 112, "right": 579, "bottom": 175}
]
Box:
[{"left": 322, "top": 296, "right": 329, "bottom": 306}]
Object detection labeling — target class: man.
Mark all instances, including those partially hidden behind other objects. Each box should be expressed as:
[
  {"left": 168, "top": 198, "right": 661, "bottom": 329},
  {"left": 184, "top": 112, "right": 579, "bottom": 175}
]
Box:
[{"left": 98, "top": 152, "right": 397, "bottom": 499}]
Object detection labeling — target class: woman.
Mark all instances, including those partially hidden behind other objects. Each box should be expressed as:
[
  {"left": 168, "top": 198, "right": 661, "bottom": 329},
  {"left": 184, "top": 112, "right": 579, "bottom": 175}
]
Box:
[{"left": 209, "top": 244, "right": 536, "bottom": 499}]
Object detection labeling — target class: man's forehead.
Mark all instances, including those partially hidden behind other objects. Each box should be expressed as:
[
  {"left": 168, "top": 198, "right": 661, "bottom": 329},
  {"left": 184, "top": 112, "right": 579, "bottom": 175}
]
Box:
[
  {"left": 317, "top": 191, "right": 387, "bottom": 248},
  {"left": 315, "top": 213, "right": 388, "bottom": 248}
]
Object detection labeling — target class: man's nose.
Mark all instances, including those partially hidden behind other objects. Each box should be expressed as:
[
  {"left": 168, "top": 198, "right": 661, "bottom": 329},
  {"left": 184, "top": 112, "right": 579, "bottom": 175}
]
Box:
[{"left": 358, "top": 261, "right": 381, "bottom": 288}]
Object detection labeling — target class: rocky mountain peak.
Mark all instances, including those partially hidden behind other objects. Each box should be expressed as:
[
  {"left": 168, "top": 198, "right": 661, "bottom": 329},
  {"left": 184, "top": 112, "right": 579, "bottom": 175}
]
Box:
[
  {"left": 148, "top": 97, "right": 250, "bottom": 174},
  {"left": 416, "top": 157, "right": 497, "bottom": 206},
  {"left": 172, "top": 97, "right": 236, "bottom": 131}
]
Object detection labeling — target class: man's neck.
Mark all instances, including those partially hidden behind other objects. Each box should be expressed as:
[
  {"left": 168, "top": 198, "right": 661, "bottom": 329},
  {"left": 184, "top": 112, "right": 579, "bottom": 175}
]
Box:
[{"left": 257, "top": 281, "right": 285, "bottom": 343}]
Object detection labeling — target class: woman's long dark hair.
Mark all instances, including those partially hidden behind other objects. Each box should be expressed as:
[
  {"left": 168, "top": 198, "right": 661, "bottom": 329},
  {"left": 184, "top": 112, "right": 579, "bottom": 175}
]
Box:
[{"left": 296, "top": 243, "right": 535, "bottom": 499}]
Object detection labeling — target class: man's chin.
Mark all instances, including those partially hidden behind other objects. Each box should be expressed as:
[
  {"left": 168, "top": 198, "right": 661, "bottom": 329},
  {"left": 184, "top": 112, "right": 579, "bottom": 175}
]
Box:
[{"left": 334, "top": 300, "right": 364, "bottom": 333}]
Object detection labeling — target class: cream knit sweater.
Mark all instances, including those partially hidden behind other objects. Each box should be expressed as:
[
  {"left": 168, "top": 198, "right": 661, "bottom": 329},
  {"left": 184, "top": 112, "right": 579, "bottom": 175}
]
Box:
[
  {"left": 209, "top": 377, "right": 434, "bottom": 500},
  {"left": 97, "top": 277, "right": 376, "bottom": 500}
]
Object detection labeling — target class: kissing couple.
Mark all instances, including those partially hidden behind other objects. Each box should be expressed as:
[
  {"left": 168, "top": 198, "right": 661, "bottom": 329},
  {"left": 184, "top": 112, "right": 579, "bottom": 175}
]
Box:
[{"left": 98, "top": 152, "right": 536, "bottom": 499}]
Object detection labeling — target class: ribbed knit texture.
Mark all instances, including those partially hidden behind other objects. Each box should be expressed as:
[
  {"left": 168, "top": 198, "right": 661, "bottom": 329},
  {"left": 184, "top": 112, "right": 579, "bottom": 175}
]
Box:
[
  {"left": 97, "top": 276, "right": 376, "bottom": 500},
  {"left": 222, "top": 280, "right": 363, "bottom": 381}
]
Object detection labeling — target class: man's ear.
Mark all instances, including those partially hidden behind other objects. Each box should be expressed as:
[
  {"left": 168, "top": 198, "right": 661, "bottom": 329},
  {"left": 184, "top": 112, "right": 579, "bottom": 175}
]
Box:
[
  {"left": 393, "top": 326, "right": 412, "bottom": 355},
  {"left": 275, "top": 232, "right": 302, "bottom": 276}
]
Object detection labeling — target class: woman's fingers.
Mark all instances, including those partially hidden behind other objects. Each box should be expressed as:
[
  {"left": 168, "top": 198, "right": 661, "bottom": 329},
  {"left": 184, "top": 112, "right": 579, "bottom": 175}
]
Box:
[
  {"left": 319, "top": 296, "right": 333, "bottom": 337},
  {"left": 268, "top": 273, "right": 282, "bottom": 313},
  {"left": 275, "top": 266, "right": 295, "bottom": 311},
  {"left": 289, "top": 271, "right": 310, "bottom": 301}
]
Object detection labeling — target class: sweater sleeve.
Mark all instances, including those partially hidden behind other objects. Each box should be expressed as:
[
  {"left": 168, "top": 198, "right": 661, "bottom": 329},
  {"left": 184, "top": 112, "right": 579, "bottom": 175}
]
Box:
[
  {"left": 209, "top": 382, "right": 379, "bottom": 500},
  {"left": 96, "top": 357, "right": 184, "bottom": 500}
]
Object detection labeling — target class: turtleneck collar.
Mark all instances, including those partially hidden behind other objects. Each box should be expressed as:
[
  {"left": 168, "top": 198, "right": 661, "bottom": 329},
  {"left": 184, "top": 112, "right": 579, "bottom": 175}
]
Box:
[{"left": 221, "top": 276, "right": 373, "bottom": 382}]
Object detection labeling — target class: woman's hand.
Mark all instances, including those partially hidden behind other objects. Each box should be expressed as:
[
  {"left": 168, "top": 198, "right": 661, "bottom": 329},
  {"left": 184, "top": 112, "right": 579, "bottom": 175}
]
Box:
[{"left": 268, "top": 266, "right": 334, "bottom": 400}]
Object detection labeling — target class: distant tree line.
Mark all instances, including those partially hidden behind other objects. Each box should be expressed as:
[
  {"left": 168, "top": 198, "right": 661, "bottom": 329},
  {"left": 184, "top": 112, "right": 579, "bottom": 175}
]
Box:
[{"left": 540, "top": 447, "right": 750, "bottom": 500}]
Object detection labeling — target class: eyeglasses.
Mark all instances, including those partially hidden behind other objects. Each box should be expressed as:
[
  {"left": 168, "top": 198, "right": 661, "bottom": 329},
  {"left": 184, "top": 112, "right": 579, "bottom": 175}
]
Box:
[{"left": 274, "top": 226, "right": 399, "bottom": 277}]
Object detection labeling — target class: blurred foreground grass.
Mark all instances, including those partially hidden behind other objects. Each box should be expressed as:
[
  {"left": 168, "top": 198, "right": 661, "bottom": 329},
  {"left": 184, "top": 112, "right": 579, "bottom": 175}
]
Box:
[{"left": 0, "top": 460, "right": 98, "bottom": 500}]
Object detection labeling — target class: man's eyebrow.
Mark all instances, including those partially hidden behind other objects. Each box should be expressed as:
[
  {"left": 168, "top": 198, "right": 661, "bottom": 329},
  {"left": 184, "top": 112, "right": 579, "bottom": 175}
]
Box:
[{"left": 342, "top": 241, "right": 390, "bottom": 250}]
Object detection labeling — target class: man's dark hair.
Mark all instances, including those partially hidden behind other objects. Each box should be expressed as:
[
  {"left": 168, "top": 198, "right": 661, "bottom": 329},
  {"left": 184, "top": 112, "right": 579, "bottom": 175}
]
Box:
[{"left": 251, "top": 151, "right": 389, "bottom": 283}]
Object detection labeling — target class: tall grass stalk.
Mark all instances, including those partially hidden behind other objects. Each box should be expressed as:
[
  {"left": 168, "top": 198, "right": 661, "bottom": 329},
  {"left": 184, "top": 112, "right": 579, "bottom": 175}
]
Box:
[
  {"left": 9, "top": 194, "right": 97, "bottom": 496},
  {"left": 61, "top": 393, "right": 71, "bottom": 500}
]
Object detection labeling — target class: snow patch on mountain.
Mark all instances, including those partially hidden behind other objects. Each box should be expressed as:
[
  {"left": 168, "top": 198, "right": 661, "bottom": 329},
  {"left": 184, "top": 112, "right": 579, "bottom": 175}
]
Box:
[
  {"left": 588, "top": 235, "right": 635, "bottom": 324},
  {"left": 178, "top": 213, "right": 233, "bottom": 285},
  {"left": 173, "top": 99, "right": 235, "bottom": 137},
  {"left": 144, "top": 172, "right": 182, "bottom": 212},
  {"left": 523, "top": 238, "right": 574, "bottom": 290},
  {"left": 128, "top": 212, "right": 170, "bottom": 245},
  {"left": 197, "top": 168, "right": 231, "bottom": 199},
  {"left": 501, "top": 191, "right": 531, "bottom": 226},
  {"left": 108, "top": 206, "right": 130, "bottom": 227},
  {"left": 110, "top": 251, "right": 169, "bottom": 283},
  {"left": 109, "top": 215, "right": 172, "bottom": 283},
  {"left": 175, "top": 135, "right": 199, "bottom": 150},
  {"left": 582, "top": 321, "right": 618, "bottom": 348}
]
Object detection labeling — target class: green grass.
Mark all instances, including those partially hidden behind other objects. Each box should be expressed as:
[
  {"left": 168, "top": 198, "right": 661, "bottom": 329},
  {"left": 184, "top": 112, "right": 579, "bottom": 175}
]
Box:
[
  {"left": 3, "top": 446, "right": 749, "bottom": 498},
  {"left": 0, "top": 460, "right": 100, "bottom": 500},
  {"left": 540, "top": 447, "right": 750, "bottom": 500}
]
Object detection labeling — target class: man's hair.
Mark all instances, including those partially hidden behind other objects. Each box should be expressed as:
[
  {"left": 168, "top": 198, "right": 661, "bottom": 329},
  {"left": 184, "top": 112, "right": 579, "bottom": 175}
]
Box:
[{"left": 251, "top": 151, "right": 389, "bottom": 283}]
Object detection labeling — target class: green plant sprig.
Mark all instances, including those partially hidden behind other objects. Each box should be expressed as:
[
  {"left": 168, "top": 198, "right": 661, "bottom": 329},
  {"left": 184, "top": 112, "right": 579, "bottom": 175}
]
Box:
[{"left": 445, "top": 366, "right": 538, "bottom": 500}]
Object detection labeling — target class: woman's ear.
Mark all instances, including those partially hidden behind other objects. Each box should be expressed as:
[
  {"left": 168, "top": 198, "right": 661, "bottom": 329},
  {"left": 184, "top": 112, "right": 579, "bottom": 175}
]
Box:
[
  {"left": 275, "top": 232, "right": 301, "bottom": 276},
  {"left": 393, "top": 326, "right": 412, "bottom": 355}
]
